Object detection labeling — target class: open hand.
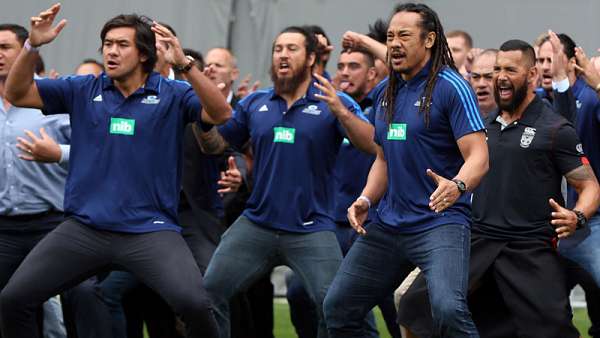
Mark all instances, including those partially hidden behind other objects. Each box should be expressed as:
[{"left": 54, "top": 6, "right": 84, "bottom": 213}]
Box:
[
  {"left": 217, "top": 156, "right": 242, "bottom": 195},
  {"left": 16, "top": 128, "right": 62, "bottom": 163},
  {"left": 347, "top": 198, "right": 369, "bottom": 235},
  {"left": 29, "top": 3, "right": 67, "bottom": 47},
  {"left": 427, "top": 169, "right": 460, "bottom": 213}
]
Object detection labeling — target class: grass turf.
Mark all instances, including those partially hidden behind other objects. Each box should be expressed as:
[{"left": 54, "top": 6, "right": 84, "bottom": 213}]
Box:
[{"left": 273, "top": 300, "right": 593, "bottom": 338}]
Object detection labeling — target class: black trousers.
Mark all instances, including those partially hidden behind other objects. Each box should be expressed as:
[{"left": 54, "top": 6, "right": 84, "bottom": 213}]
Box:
[
  {"left": 398, "top": 234, "right": 579, "bottom": 338},
  {"left": 0, "top": 213, "right": 110, "bottom": 338},
  {"left": 0, "top": 218, "right": 218, "bottom": 338}
]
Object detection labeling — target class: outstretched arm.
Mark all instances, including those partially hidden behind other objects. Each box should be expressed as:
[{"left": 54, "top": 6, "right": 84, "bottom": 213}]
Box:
[
  {"left": 6, "top": 3, "right": 67, "bottom": 108},
  {"left": 152, "top": 23, "right": 231, "bottom": 125}
]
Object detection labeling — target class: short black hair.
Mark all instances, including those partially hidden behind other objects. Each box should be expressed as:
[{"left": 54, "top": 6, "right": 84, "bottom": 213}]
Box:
[
  {"left": 275, "top": 26, "right": 318, "bottom": 59},
  {"left": 182, "top": 48, "right": 204, "bottom": 71},
  {"left": 499, "top": 39, "right": 536, "bottom": 68},
  {"left": 0, "top": 23, "right": 28, "bottom": 46},
  {"left": 539, "top": 33, "right": 576, "bottom": 60},
  {"left": 78, "top": 58, "right": 104, "bottom": 71},
  {"left": 367, "top": 19, "right": 387, "bottom": 44},
  {"left": 100, "top": 14, "right": 157, "bottom": 74},
  {"left": 340, "top": 48, "right": 375, "bottom": 68}
]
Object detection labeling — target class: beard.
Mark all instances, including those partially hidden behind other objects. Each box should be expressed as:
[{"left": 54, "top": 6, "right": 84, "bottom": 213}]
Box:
[
  {"left": 494, "top": 79, "right": 529, "bottom": 114},
  {"left": 270, "top": 59, "right": 311, "bottom": 95}
]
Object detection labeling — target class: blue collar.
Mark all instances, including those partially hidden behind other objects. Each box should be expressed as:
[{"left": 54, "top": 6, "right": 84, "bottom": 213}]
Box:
[
  {"left": 395, "top": 61, "right": 432, "bottom": 88},
  {"left": 101, "top": 71, "right": 161, "bottom": 95}
]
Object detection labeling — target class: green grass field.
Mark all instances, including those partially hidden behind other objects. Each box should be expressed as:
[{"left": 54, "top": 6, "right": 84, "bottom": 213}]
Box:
[{"left": 273, "top": 300, "right": 593, "bottom": 338}]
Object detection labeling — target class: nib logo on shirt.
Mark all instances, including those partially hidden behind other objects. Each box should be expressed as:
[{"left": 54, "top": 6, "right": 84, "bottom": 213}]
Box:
[
  {"left": 109, "top": 118, "right": 136, "bottom": 136},
  {"left": 273, "top": 127, "right": 295, "bottom": 144},
  {"left": 387, "top": 123, "right": 407, "bottom": 141}
]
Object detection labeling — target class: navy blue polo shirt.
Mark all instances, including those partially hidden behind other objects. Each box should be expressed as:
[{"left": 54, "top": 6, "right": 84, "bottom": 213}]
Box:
[
  {"left": 332, "top": 81, "right": 387, "bottom": 223},
  {"left": 567, "top": 78, "right": 600, "bottom": 216},
  {"left": 218, "top": 80, "right": 366, "bottom": 232},
  {"left": 373, "top": 66, "right": 485, "bottom": 233},
  {"left": 35, "top": 72, "right": 209, "bottom": 233}
]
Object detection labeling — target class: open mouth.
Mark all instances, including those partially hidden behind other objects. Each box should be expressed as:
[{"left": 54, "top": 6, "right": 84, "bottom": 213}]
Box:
[
  {"left": 278, "top": 61, "right": 290, "bottom": 74},
  {"left": 541, "top": 73, "right": 553, "bottom": 84},
  {"left": 390, "top": 50, "right": 406, "bottom": 65},
  {"left": 106, "top": 60, "right": 119, "bottom": 70},
  {"left": 476, "top": 89, "right": 490, "bottom": 99},
  {"left": 497, "top": 83, "right": 513, "bottom": 100},
  {"left": 339, "top": 80, "right": 352, "bottom": 90}
]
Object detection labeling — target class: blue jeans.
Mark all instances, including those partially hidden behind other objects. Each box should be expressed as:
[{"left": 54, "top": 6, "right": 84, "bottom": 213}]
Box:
[
  {"left": 559, "top": 214, "right": 600, "bottom": 286},
  {"left": 203, "top": 216, "right": 343, "bottom": 338},
  {"left": 43, "top": 297, "right": 66, "bottom": 338},
  {"left": 96, "top": 271, "right": 139, "bottom": 338},
  {"left": 286, "top": 224, "right": 385, "bottom": 338},
  {"left": 324, "top": 222, "right": 479, "bottom": 338}
]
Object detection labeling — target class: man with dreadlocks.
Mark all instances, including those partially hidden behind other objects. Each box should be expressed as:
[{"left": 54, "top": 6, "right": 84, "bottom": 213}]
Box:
[{"left": 323, "top": 3, "right": 488, "bottom": 338}]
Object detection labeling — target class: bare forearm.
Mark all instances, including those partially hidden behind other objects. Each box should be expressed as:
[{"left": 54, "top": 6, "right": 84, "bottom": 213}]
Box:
[
  {"left": 6, "top": 48, "right": 40, "bottom": 107},
  {"left": 191, "top": 124, "right": 228, "bottom": 154},
  {"left": 454, "top": 154, "right": 488, "bottom": 192},
  {"left": 574, "top": 186, "right": 600, "bottom": 219},
  {"left": 338, "top": 111, "right": 376, "bottom": 154},
  {"left": 569, "top": 165, "right": 600, "bottom": 219},
  {"left": 183, "top": 67, "right": 231, "bottom": 125},
  {"left": 455, "top": 135, "right": 489, "bottom": 192},
  {"left": 360, "top": 147, "right": 388, "bottom": 203},
  {"left": 361, "top": 36, "right": 387, "bottom": 62}
]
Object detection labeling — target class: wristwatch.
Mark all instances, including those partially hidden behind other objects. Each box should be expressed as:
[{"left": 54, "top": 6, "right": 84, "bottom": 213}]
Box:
[
  {"left": 452, "top": 179, "right": 467, "bottom": 194},
  {"left": 174, "top": 56, "right": 195, "bottom": 73},
  {"left": 573, "top": 209, "right": 587, "bottom": 229}
]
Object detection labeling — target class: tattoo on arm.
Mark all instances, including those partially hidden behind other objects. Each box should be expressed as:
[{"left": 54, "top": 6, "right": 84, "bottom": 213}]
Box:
[
  {"left": 191, "top": 124, "right": 228, "bottom": 154},
  {"left": 565, "top": 165, "right": 597, "bottom": 184}
]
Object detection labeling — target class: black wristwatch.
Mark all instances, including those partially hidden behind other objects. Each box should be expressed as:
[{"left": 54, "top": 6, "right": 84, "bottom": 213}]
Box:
[
  {"left": 452, "top": 179, "right": 467, "bottom": 194},
  {"left": 573, "top": 209, "right": 588, "bottom": 229},
  {"left": 174, "top": 56, "right": 195, "bottom": 73}
]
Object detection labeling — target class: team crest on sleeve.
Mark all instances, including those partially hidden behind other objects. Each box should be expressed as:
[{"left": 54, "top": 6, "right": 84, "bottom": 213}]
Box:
[
  {"left": 519, "top": 127, "right": 536, "bottom": 148},
  {"left": 576, "top": 143, "right": 584, "bottom": 155}
]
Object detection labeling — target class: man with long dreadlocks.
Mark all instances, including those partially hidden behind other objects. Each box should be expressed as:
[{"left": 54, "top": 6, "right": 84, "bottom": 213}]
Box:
[{"left": 323, "top": 3, "right": 488, "bottom": 338}]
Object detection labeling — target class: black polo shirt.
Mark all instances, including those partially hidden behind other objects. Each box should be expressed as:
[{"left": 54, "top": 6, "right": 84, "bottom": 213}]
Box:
[{"left": 472, "top": 96, "right": 585, "bottom": 241}]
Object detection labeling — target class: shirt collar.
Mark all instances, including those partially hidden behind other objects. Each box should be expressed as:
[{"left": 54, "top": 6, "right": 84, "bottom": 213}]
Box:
[
  {"left": 101, "top": 71, "right": 161, "bottom": 95},
  {"left": 490, "top": 96, "right": 543, "bottom": 128},
  {"left": 269, "top": 77, "right": 321, "bottom": 103},
  {"left": 396, "top": 61, "right": 432, "bottom": 88}
]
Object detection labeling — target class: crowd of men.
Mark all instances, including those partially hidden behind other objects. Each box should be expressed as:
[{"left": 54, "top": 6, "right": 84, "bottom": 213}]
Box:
[{"left": 1, "top": 2, "right": 600, "bottom": 338}]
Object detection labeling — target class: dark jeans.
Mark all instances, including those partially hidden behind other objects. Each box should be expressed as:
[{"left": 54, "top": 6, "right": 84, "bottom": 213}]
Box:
[
  {"left": 0, "top": 218, "right": 218, "bottom": 338},
  {"left": 287, "top": 223, "right": 402, "bottom": 338},
  {"left": 204, "top": 216, "right": 343, "bottom": 338},
  {"left": 324, "top": 222, "right": 478, "bottom": 338}
]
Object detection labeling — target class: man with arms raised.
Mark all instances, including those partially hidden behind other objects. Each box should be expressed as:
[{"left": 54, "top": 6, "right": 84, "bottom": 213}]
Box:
[
  {"left": 197, "top": 26, "right": 374, "bottom": 338},
  {"left": 399, "top": 39, "right": 599, "bottom": 338},
  {"left": 324, "top": 3, "right": 488, "bottom": 337},
  {"left": 0, "top": 4, "right": 230, "bottom": 338}
]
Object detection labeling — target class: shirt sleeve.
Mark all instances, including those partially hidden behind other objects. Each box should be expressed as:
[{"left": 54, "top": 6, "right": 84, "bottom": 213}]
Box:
[
  {"left": 335, "top": 92, "right": 367, "bottom": 137},
  {"left": 552, "top": 89, "right": 576, "bottom": 123},
  {"left": 35, "top": 77, "right": 78, "bottom": 116},
  {"left": 552, "top": 122, "right": 587, "bottom": 175},
  {"left": 438, "top": 71, "right": 486, "bottom": 140},
  {"left": 217, "top": 99, "right": 251, "bottom": 150},
  {"left": 180, "top": 83, "right": 213, "bottom": 131}
]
